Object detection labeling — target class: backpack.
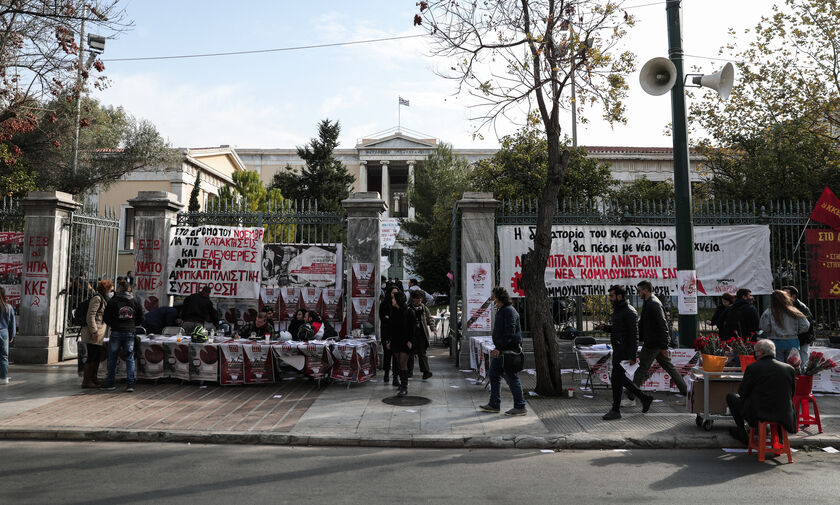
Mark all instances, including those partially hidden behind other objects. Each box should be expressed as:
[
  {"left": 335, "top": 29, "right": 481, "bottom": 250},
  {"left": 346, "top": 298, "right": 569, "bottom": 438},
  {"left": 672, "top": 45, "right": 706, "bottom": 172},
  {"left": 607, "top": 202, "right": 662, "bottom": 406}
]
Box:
[
  {"left": 297, "top": 323, "right": 314, "bottom": 341},
  {"left": 72, "top": 296, "right": 102, "bottom": 327}
]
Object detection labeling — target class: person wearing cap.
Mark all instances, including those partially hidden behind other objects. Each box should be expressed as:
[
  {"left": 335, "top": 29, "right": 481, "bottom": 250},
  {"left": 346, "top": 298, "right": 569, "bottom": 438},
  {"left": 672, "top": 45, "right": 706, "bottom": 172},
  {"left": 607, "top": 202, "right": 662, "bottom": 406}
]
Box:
[{"left": 180, "top": 286, "right": 219, "bottom": 333}]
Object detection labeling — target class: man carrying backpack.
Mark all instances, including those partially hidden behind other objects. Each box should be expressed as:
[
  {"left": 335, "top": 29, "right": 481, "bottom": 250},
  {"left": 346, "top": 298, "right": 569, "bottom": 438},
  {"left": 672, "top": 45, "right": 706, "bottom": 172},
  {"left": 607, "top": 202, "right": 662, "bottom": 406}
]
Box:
[{"left": 101, "top": 281, "right": 144, "bottom": 392}]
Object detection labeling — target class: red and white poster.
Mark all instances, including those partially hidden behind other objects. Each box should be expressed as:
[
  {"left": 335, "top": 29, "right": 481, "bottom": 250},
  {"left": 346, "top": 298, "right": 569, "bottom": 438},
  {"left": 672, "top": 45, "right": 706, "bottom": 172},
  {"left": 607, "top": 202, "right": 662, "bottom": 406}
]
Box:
[
  {"left": 499, "top": 224, "right": 773, "bottom": 298},
  {"left": 243, "top": 343, "right": 274, "bottom": 384},
  {"left": 351, "top": 297, "right": 375, "bottom": 330},
  {"left": 165, "top": 341, "right": 191, "bottom": 380},
  {"left": 320, "top": 288, "right": 344, "bottom": 322},
  {"left": 580, "top": 347, "right": 700, "bottom": 392},
  {"left": 677, "top": 269, "right": 698, "bottom": 315},
  {"left": 189, "top": 343, "right": 219, "bottom": 382},
  {"left": 0, "top": 231, "right": 24, "bottom": 310},
  {"left": 300, "top": 287, "right": 322, "bottom": 312},
  {"left": 465, "top": 263, "right": 492, "bottom": 331},
  {"left": 137, "top": 339, "right": 166, "bottom": 379},
  {"left": 351, "top": 263, "right": 376, "bottom": 297},
  {"left": 219, "top": 343, "right": 245, "bottom": 385},
  {"left": 168, "top": 226, "right": 264, "bottom": 298},
  {"left": 276, "top": 287, "right": 302, "bottom": 321},
  {"left": 806, "top": 229, "right": 840, "bottom": 299}
]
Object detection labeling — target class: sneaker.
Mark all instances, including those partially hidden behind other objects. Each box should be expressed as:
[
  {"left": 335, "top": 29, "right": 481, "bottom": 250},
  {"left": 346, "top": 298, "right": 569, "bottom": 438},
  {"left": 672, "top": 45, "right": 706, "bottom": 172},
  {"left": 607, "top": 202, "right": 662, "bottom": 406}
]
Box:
[
  {"left": 504, "top": 408, "right": 527, "bottom": 416},
  {"left": 602, "top": 410, "right": 622, "bottom": 421},
  {"left": 672, "top": 398, "right": 686, "bottom": 406},
  {"left": 422, "top": 371, "right": 433, "bottom": 380},
  {"left": 397, "top": 388, "right": 407, "bottom": 397},
  {"left": 0, "top": 377, "right": 9, "bottom": 385},
  {"left": 125, "top": 384, "right": 135, "bottom": 393},
  {"left": 641, "top": 395, "right": 654, "bottom": 413},
  {"left": 479, "top": 404, "right": 500, "bottom": 413},
  {"left": 99, "top": 383, "right": 116, "bottom": 391},
  {"left": 620, "top": 398, "right": 636, "bottom": 408}
]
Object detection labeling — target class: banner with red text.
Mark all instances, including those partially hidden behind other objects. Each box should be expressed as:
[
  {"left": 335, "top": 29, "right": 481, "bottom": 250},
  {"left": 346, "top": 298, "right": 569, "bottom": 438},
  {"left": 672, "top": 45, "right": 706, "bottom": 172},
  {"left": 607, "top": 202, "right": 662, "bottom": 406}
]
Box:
[
  {"left": 167, "top": 226, "right": 263, "bottom": 298},
  {"left": 499, "top": 225, "right": 772, "bottom": 297},
  {"left": 806, "top": 229, "right": 840, "bottom": 299}
]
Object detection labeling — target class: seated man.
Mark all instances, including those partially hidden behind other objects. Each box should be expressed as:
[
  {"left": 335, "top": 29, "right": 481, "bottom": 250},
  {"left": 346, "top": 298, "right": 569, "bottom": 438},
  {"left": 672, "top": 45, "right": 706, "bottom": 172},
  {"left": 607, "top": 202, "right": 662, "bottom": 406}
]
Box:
[
  {"left": 726, "top": 339, "right": 796, "bottom": 444},
  {"left": 237, "top": 312, "right": 276, "bottom": 340}
]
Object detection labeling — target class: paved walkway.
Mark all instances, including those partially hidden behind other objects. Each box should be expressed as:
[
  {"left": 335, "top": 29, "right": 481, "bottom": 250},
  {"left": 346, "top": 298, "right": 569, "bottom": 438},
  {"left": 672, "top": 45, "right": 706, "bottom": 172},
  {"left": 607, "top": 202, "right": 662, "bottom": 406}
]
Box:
[{"left": 1, "top": 347, "right": 839, "bottom": 449}]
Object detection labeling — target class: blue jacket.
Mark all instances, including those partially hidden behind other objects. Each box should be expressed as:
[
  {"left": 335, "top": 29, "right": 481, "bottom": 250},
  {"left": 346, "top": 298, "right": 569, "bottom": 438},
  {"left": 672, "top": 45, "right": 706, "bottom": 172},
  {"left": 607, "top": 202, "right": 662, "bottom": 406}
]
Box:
[
  {"left": 0, "top": 304, "right": 15, "bottom": 341},
  {"left": 492, "top": 304, "right": 522, "bottom": 352}
]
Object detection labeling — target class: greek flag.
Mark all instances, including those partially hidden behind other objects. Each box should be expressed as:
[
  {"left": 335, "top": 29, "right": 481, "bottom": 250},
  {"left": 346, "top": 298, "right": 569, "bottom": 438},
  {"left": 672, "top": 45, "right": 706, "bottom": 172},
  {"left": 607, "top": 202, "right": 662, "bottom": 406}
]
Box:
[{"left": 398, "top": 97, "right": 410, "bottom": 106}]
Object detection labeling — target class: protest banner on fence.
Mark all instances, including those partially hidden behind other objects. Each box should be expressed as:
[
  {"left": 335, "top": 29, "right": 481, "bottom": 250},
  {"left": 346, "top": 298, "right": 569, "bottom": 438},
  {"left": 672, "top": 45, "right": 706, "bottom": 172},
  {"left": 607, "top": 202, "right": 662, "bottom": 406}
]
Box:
[
  {"left": 167, "top": 226, "right": 263, "bottom": 299},
  {"left": 0, "top": 231, "right": 23, "bottom": 310},
  {"left": 806, "top": 229, "right": 840, "bottom": 299},
  {"left": 499, "top": 224, "right": 772, "bottom": 297},
  {"left": 262, "top": 244, "right": 341, "bottom": 288}
]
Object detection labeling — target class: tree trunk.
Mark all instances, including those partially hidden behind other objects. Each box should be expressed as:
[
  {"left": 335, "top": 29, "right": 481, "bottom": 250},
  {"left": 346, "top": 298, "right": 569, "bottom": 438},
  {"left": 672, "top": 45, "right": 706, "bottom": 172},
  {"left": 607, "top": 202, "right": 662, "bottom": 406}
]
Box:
[{"left": 522, "top": 137, "right": 570, "bottom": 396}]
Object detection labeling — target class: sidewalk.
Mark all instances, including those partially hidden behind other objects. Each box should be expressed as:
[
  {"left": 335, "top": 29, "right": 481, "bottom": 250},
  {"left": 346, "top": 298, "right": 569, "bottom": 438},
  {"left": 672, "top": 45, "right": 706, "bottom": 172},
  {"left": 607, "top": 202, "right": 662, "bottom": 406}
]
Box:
[{"left": 2, "top": 347, "right": 839, "bottom": 450}]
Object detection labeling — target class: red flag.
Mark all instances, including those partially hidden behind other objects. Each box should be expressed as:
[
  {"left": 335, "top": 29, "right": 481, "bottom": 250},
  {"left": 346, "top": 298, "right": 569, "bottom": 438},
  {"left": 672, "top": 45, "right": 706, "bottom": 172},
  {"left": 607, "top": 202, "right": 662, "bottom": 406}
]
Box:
[{"left": 810, "top": 186, "right": 840, "bottom": 230}]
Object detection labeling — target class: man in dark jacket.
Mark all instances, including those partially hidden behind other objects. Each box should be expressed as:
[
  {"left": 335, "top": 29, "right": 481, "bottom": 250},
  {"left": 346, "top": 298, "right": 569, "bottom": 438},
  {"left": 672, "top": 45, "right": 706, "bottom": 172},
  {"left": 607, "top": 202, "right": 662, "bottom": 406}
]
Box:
[
  {"left": 479, "top": 287, "right": 526, "bottom": 416},
  {"left": 721, "top": 288, "right": 760, "bottom": 340},
  {"left": 101, "top": 281, "right": 144, "bottom": 392},
  {"left": 597, "top": 285, "right": 653, "bottom": 420},
  {"left": 180, "top": 286, "right": 219, "bottom": 332},
  {"left": 726, "top": 339, "right": 797, "bottom": 444},
  {"left": 631, "top": 280, "right": 688, "bottom": 405}
]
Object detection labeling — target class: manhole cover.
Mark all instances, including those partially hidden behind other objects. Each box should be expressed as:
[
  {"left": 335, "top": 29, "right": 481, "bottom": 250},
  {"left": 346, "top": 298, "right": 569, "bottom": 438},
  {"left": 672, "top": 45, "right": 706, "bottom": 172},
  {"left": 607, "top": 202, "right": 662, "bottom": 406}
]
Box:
[{"left": 382, "top": 395, "right": 432, "bottom": 406}]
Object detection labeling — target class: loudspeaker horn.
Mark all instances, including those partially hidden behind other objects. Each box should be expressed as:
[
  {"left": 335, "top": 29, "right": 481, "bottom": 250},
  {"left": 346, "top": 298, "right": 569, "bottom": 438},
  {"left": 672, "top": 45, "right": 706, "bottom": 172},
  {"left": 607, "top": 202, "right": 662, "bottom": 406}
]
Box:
[
  {"left": 691, "top": 62, "right": 735, "bottom": 100},
  {"left": 639, "top": 57, "right": 677, "bottom": 96}
]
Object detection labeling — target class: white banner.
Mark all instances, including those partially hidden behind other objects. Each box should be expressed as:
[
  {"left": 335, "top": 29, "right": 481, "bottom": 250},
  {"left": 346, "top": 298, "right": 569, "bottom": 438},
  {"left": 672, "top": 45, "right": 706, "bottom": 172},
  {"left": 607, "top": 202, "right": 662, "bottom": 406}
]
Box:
[
  {"left": 168, "top": 226, "right": 264, "bottom": 298},
  {"left": 466, "top": 263, "right": 492, "bottom": 331},
  {"left": 381, "top": 218, "right": 400, "bottom": 249},
  {"left": 499, "top": 224, "right": 772, "bottom": 297}
]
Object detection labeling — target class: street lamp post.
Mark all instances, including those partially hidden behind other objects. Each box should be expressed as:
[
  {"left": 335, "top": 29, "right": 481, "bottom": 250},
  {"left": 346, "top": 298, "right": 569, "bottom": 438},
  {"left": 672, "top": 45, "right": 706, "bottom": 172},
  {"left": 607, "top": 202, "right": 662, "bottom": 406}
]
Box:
[{"left": 71, "top": 9, "right": 107, "bottom": 176}]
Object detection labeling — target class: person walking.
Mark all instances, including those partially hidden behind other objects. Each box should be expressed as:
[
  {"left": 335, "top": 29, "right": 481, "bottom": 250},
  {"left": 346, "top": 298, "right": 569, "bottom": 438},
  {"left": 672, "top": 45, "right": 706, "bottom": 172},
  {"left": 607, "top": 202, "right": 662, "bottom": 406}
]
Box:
[
  {"left": 100, "top": 281, "right": 144, "bottom": 392},
  {"left": 782, "top": 286, "right": 815, "bottom": 367},
  {"left": 479, "top": 287, "right": 527, "bottom": 416},
  {"left": 380, "top": 284, "right": 400, "bottom": 385},
  {"left": 386, "top": 291, "right": 415, "bottom": 397},
  {"left": 631, "top": 281, "right": 688, "bottom": 406},
  {"left": 0, "top": 286, "right": 15, "bottom": 385},
  {"left": 597, "top": 285, "right": 653, "bottom": 420},
  {"left": 79, "top": 279, "right": 113, "bottom": 388},
  {"left": 409, "top": 290, "right": 435, "bottom": 380},
  {"left": 759, "top": 290, "right": 810, "bottom": 367}
]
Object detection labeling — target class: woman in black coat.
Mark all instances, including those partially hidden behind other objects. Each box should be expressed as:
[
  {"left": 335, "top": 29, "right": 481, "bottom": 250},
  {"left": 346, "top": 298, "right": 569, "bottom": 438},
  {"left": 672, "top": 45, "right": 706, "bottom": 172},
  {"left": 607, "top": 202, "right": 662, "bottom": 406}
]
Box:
[
  {"left": 386, "top": 291, "right": 416, "bottom": 396},
  {"left": 379, "top": 284, "right": 400, "bottom": 385}
]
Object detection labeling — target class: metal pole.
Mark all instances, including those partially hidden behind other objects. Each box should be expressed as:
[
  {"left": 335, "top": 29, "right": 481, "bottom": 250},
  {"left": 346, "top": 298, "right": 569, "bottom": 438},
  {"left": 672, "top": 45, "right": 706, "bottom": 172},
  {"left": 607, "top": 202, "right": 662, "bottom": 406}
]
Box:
[
  {"left": 449, "top": 201, "right": 459, "bottom": 364},
  {"left": 571, "top": 71, "right": 577, "bottom": 148},
  {"left": 72, "top": 14, "right": 85, "bottom": 176},
  {"left": 667, "top": 0, "right": 697, "bottom": 348}
]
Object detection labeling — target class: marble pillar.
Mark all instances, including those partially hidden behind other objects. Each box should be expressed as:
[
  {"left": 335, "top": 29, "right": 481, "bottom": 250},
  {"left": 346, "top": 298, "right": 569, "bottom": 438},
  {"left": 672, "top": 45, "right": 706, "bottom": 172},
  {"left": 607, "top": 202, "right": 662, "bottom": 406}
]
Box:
[
  {"left": 358, "top": 161, "right": 368, "bottom": 192},
  {"left": 12, "top": 191, "right": 81, "bottom": 364},
  {"left": 407, "top": 162, "right": 416, "bottom": 219},
  {"left": 458, "top": 192, "right": 500, "bottom": 364},
  {"left": 128, "top": 191, "right": 184, "bottom": 314},
  {"left": 342, "top": 192, "right": 387, "bottom": 339},
  {"left": 380, "top": 160, "right": 390, "bottom": 217}
]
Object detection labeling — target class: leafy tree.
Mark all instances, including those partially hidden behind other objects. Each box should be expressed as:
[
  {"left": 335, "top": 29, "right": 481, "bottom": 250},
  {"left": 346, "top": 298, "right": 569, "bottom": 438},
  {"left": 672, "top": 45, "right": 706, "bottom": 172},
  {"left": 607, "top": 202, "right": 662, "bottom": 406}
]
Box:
[
  {"left": 218, "top": 170, "right": 267, "bottom": 212},
  {"left": 470, "top": 127, "right": 617, "bottom": 202},
  {"left": 188, "top": 172, "right": 201, "bottom": 212},
  {"left": 269, "top": 119, "right": 355, "bottom": 214},
  {"left": 610, "top": 176, "right": 674, "bottom": 209},
  {"left": 8, "top": 94, "right": 171, "bottom": 195},
  {"left": 0, "top": 144, "right": 37, "bottom": 196},
  {"left": 402, "top": 145, "right": 471, "bottom": 294},
  {"left": 417, "top": 0, "right": 635, "bottom": 395}
]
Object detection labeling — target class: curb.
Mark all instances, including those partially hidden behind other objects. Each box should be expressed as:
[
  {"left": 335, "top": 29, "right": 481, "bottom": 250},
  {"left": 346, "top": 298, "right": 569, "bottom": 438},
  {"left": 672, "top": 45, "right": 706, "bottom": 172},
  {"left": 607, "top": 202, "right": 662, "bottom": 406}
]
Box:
[{"left": 2, "top": 427, "right": 839, "bottom": 450}]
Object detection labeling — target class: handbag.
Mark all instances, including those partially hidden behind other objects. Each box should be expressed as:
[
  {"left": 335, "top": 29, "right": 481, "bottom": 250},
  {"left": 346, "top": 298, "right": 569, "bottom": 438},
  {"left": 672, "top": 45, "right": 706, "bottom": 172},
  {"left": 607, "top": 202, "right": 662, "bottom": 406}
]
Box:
[{"left": 501, "top": 346, "right": 525, "bottom": 374}]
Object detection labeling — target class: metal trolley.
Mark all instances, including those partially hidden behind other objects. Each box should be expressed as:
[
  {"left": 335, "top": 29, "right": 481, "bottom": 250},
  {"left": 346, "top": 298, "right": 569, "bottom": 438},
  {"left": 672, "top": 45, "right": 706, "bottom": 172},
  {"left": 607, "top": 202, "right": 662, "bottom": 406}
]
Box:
[{"left": 690, "top": 366, "right": 744, "bottom": 431}]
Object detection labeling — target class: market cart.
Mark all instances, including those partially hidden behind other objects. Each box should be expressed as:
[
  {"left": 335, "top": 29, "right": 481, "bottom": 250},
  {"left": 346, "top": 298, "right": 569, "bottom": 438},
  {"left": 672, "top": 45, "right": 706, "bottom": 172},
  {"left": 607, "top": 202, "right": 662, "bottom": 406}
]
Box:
[{"left": 688, "top": 366, "right": 744, "bottom": 431}]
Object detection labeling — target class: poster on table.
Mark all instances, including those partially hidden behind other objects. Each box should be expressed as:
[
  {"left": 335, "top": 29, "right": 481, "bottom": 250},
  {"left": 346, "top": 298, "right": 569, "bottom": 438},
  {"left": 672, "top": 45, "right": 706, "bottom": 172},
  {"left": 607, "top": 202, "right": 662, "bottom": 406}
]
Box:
[
  {"left": 189, "top": 343, "right": 219, "bottom": 382},
  {"left": 805, "top": 230, "right": 840, "bottom": 299},
  {"left": 499, "top": 224, "right": 773, "bottom": 297},
  {"left": 219, "top": 343, "right": 245, "bottom": 385},
  {"left": 810, "top": 347, "right": 840, "bottom": 393},
  {"left": 167, "top": 226, "right": 263, "bottom": 299},
  {"left": 243, "top": 343, "right": 274, "bottom": 384},
  {"left": 136, "top": 339, "right": 166, "bottom": 380},
  {"left": 164, "top": 341, "right": 191, "bottom": 380},
  {"left": 465, "top": 263, "right": 492, "bottom": 331},
  {"left": 351, "top": 297, "right": 375, "bottom": 330},
  {"left": 381, "top": 218, "right": 400, "bottom": 249},
  {"left": 299, "top": 287, "right": 322, "bottom": 312},
  {"left": 330, "top": 341, "right": 358, "bottom": 382},
  {"left": 351, "top": 263, "right": 376, "bottom": 297},
  {"left": 216, "top": 298, "right": 259, "bottom": 329},
  {"left": 677, "top": 270, "right": 699, "bottom": 315},
  {"left": 296, "top": 341, "right": 333, "bottom": 378},
  {"left": 262, "top": 244, "right": 341, "bottom": 288},
  {"left": 320, "top": 288, "right": 344, "bottom": 323},
  {"left": 579, "top": 348, "right": 700, "bottom": 391}
]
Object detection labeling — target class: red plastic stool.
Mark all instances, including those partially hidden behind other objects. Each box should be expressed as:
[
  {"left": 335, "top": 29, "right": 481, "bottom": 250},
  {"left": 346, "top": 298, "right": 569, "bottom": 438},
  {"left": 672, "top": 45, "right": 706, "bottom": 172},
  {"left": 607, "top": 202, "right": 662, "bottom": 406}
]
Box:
[
  {"left": 748, "top": 421, "right": 793, "bottom": 463},
  {"left": 793, "top": 394, "right": 823, "bottom": 433}
]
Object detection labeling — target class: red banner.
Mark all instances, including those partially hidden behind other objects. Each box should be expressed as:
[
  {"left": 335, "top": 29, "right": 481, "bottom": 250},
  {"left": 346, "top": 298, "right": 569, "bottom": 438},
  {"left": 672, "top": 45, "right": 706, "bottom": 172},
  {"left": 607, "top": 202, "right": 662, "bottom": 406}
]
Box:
[
  {"left": 806, "top": 229, "right": 840, "bottom": 299},
  {"left": 810, "top": 186, "right": 840, "bottom": 230}
]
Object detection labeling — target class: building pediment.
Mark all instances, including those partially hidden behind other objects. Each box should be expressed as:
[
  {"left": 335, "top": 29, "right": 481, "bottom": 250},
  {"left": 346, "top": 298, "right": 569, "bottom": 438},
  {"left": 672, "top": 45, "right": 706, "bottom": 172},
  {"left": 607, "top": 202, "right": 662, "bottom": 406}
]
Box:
[{"left": 356, "top": 134, "right": 437, "bottom": 153}]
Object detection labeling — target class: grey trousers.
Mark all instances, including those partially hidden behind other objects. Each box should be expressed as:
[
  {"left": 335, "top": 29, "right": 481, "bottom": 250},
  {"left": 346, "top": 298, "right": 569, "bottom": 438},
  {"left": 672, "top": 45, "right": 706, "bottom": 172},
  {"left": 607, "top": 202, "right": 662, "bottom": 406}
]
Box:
[{"left": 632, "top": 347, "right": 688, "bottom": 396}]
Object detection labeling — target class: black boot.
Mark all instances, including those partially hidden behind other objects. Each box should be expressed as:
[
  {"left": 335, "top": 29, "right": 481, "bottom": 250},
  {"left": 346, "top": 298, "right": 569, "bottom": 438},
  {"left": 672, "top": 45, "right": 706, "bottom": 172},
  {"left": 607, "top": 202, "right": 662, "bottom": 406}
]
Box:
[
  {"left": 383, "top": 370, "right": 390, "bottom": 383},
  {"left": 397, "top": 370, "right": 408, "bottom": 396}
]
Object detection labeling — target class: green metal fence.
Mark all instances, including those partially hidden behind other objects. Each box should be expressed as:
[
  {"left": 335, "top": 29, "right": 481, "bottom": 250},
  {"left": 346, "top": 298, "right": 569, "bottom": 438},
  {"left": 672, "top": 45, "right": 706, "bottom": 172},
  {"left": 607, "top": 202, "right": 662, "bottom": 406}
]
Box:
[
  {"left": 496, "top": 198, "right": 837, "bottom": 340},
  {"left": 0, "top": 196, "right": 23, "bottom": 232}
]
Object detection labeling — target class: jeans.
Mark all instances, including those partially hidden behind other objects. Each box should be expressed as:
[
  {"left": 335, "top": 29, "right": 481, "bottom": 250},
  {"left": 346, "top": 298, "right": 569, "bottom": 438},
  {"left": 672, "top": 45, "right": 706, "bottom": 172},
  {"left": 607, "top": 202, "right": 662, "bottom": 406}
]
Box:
[
  {"left": 773, "top": 339, "right": 800, "bottom": 366},
  {"left": 488, "top": 355, "right": 525, "bottom": 409},
  {"left": 0, "top": 328, "right": 8, "bottom": 379},
  {"left": 798, "top": 343, "right": 810, "bottom": 372},
  {"left": 106, "top": 331, "right": 136, "bottom": 385},
  {"left": 633, "top": 347, "right": 687, "bottom": 396}
]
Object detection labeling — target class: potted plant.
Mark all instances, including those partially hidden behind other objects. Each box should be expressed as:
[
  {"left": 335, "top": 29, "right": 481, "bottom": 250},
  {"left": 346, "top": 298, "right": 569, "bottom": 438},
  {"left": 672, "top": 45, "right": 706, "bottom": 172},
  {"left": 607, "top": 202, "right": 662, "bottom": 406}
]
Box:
[
  {"left": 694, "top": 333, "right": 729, "bottom": 372},
  {"left": 731, "top": 337, "right": 755, "bottom": 372},
  {"left": 797, "top": 352, "right": 839, "bottom": 395}
]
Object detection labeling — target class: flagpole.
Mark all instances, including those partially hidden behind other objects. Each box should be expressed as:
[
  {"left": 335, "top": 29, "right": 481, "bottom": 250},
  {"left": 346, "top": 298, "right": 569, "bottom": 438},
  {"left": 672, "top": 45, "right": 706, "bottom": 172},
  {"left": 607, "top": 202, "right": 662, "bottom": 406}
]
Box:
[
  {"left": 398, "top": 99, "right": 401, "bottom": 132},
  {"left": 793, "top": 218, "right": 811, "bottom": 254}
]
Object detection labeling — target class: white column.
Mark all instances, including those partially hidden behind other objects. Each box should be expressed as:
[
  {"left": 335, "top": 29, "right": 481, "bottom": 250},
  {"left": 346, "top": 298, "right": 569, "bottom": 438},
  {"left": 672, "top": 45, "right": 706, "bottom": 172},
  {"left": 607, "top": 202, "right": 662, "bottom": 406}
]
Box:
[
  {"left": 408, "top": 161, "right": 416, "bottom": 219},
  {"left": 358, "top": 161, "right": 368, "bottom": 192},
  {"left": 380, "top": 160, "right": 390, "bottom": 217}
]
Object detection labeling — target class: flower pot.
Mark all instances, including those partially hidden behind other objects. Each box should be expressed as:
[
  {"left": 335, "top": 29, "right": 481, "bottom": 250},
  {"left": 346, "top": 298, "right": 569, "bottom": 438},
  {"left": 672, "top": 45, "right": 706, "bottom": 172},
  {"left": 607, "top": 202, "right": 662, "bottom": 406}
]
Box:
[
  {"left": 701, "top": 354, "right": 727, "bottom": 373},
  {"left": 795, "top": 374, "right": 813, "bottom": 396},
  {"left": 738, "top": 355, "right": 756, "bottom": 373}
]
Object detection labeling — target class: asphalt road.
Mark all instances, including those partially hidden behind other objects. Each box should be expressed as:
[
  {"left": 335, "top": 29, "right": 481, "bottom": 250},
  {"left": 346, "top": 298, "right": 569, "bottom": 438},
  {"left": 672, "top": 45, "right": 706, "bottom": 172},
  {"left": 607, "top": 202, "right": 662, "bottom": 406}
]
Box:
[{"left": 1, "top": 442, "right": 837, "bottom": 504}]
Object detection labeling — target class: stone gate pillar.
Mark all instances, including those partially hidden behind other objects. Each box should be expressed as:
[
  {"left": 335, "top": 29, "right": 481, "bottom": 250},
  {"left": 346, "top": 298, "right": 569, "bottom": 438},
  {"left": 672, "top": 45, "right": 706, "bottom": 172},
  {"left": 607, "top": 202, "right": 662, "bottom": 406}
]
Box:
[
  {"left": 128, "top": 191, "right": 184, "bottom": 313},
  {"left": 12, "top": 191, "right": 81, "bottom": 364},
  {"left": 458, "top": 192, "right": 500, "bottom": 365},
  {"left": 342, "top": 192, "right": 387, "bottom": 338}
]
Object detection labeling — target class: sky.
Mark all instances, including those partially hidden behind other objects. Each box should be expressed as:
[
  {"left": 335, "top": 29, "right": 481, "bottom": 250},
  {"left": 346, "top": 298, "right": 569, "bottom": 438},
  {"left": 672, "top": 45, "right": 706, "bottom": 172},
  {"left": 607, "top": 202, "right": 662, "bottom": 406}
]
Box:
[{"left": 95, "top": 1, "right": 769, "bottom": 150}]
